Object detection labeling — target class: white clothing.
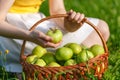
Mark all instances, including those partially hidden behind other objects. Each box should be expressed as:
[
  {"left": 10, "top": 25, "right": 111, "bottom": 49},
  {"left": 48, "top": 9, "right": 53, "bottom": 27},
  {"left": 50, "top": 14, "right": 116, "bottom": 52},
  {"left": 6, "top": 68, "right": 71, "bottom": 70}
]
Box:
[{"left": 0, "top": 13, "right": 99, "bottom": 72}]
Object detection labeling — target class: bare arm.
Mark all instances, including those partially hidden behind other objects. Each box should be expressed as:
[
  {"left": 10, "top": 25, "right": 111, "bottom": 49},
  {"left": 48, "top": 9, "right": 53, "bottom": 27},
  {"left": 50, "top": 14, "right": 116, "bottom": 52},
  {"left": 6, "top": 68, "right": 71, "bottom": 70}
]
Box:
[
  {"left": 49, "top": 0, "right": 66, "bottom": 30},
  {"left": 0, "top": 0, "right": 31, "bottom": 40},
  {"left": 49, "top": 0, "right": 66, "bottom": 15},
  {"left": 49, "top": 0, "right": 85, "bottom": 32},
  {"left": 0, "top": 0, "right": 60, "bottom": 48}
]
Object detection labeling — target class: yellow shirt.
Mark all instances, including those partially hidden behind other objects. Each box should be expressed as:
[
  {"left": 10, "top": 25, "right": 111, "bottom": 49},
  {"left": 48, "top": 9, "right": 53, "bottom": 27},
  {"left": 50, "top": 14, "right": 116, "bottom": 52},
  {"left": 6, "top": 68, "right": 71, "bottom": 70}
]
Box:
[{"left": 9, "top": 0, "right": 44, "bottom": 13}]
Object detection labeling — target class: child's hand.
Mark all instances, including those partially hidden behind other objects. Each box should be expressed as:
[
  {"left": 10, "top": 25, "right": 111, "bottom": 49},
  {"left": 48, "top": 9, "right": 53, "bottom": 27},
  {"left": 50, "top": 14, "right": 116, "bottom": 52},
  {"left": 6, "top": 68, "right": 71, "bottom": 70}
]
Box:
[
  {"left": 64, "top": 10, "right": 85, "bottom": 32},
  {"left": 29, "top": 30, "right": 61, "bottom": 48}
]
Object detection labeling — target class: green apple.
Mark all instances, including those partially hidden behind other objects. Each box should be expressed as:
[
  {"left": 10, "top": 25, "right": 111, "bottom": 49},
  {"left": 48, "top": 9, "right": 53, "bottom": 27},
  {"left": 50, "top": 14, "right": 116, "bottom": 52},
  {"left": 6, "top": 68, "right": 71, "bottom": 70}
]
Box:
[
  {"left": 41, "top": 52, "right": 56, "bottom": 64},
  {"left": 48, "top": 62, "right": 61, "bottom": 67},
  {"left": 55, "top": 47, "right": 73, "bottom": 61},
  {"left": 64, "top": 59, "right": 77, "bottom": 66},
  {"left": 64, "top": 43, "right": 82, "bottom": 55},
  {"left": 32, "top": 46, "right": 47, "bottom": 58},
  {"left": 26, "top": 55, "right": 38, "bottom": 64},
  {"left": 34, "top": 59, "right": 46, "bottom": 67},
  {"left": 76, "top": 50, "right": 94, "bottom": 63},
  {"left": 46, "top": 29, "right": 63, "bottom": 43},
  {"left": 64, "top": 43, "right": 71, "bottom": 47},
  {"left": 87, "top": 50, "right": 94, "bottom": 59},
  {"left": 90, "top": 44, "right": 105, "bottom": 56}
]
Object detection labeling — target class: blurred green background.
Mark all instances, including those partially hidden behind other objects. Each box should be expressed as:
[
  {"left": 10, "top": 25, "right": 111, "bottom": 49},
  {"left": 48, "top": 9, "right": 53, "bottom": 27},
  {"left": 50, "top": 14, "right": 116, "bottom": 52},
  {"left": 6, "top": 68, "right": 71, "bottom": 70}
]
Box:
[{"left": 40, "top": 0, "right": 120, "bottom": 79}]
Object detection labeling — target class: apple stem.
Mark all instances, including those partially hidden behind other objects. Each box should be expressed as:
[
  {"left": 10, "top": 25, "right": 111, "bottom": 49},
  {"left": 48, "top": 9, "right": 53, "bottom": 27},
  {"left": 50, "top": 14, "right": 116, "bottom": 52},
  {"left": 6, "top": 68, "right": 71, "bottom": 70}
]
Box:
[
  {"left": 49, "top": 27, "right": 58, "bottom": 32},
  {"left": 49, "top": 28, "right": 54, "bottom": 31}
]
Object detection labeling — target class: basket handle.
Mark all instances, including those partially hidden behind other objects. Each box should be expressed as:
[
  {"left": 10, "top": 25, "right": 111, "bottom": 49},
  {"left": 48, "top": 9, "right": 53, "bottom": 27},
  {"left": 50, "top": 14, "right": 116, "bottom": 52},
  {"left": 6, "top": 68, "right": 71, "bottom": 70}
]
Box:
[{"left": 20, "top": 14, "right": 108, "bottom": 62}]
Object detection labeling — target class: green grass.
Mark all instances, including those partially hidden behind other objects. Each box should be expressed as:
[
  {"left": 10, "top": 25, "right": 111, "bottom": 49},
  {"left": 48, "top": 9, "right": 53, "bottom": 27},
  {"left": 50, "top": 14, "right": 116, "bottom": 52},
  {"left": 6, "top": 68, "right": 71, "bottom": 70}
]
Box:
[{"left": 0, "top": 0, "right": 120, "bottom": 79}]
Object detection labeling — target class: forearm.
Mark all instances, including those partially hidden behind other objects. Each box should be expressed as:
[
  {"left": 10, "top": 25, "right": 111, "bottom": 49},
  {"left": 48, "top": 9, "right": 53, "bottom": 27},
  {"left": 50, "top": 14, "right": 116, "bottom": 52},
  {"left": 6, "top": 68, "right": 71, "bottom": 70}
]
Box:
[
  {"left": 0, "top": 0, "right": 15, "bottom": 20},
  {"left": 0, "top": 0, "right": 32, "bottom": 41},
  {"left": 49, "top": 0, "right": 67, "bottom": 31},
  {"left": 49, "top": 0, "right": 66, "bottom": 15},
  {"left": 0, "top": 20, "right": 31, "bottom": 41}
]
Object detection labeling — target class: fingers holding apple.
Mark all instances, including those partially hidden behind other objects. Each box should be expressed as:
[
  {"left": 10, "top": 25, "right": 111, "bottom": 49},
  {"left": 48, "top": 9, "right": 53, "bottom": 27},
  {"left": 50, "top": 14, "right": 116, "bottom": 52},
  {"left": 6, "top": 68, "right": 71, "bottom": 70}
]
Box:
[
  {"left": 46, "top": 28, "right": 63, "bottom": 44},
  {"left": 44, "top": 41, "right": 62, "bottom": 48}
]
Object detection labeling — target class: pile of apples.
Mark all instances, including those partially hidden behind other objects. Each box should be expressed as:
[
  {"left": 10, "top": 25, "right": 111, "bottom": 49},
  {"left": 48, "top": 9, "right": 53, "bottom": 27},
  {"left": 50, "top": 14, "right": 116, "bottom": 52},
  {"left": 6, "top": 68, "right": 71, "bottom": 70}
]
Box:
[{"left": 26, "top": 29, "right": 105, "bottom": 67}]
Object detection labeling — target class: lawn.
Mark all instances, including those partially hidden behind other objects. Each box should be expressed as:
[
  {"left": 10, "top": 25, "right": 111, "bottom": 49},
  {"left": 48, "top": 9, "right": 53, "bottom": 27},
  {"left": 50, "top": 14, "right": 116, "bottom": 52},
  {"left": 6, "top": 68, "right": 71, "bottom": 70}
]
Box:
[{"left": 1, "top": 0, "right": 120, "bottom": 80}]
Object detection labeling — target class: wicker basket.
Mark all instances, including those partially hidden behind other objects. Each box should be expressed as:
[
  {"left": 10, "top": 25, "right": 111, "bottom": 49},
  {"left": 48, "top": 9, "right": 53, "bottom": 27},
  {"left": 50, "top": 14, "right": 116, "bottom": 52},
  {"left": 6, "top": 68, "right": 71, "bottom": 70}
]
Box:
[{"left": 20, "top": 14, "right": 109, "bottom": 80}]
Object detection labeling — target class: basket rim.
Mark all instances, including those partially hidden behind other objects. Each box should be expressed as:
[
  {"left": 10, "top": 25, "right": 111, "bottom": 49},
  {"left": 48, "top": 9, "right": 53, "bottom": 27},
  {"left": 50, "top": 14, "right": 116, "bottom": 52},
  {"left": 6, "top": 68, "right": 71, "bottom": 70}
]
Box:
[{"left": 20, "top": 14, "right": 108, "bottom": 62}]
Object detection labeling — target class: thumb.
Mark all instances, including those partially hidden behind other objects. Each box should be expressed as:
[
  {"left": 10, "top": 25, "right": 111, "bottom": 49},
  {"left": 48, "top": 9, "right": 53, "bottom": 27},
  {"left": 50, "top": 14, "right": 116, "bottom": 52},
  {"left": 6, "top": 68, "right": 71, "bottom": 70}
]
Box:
[
  {"left": 44, "top": 36, "right": 53, "bottom": 41},
  {"left": 67, "top": 9, "right": 73, "bottom": 15}
]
